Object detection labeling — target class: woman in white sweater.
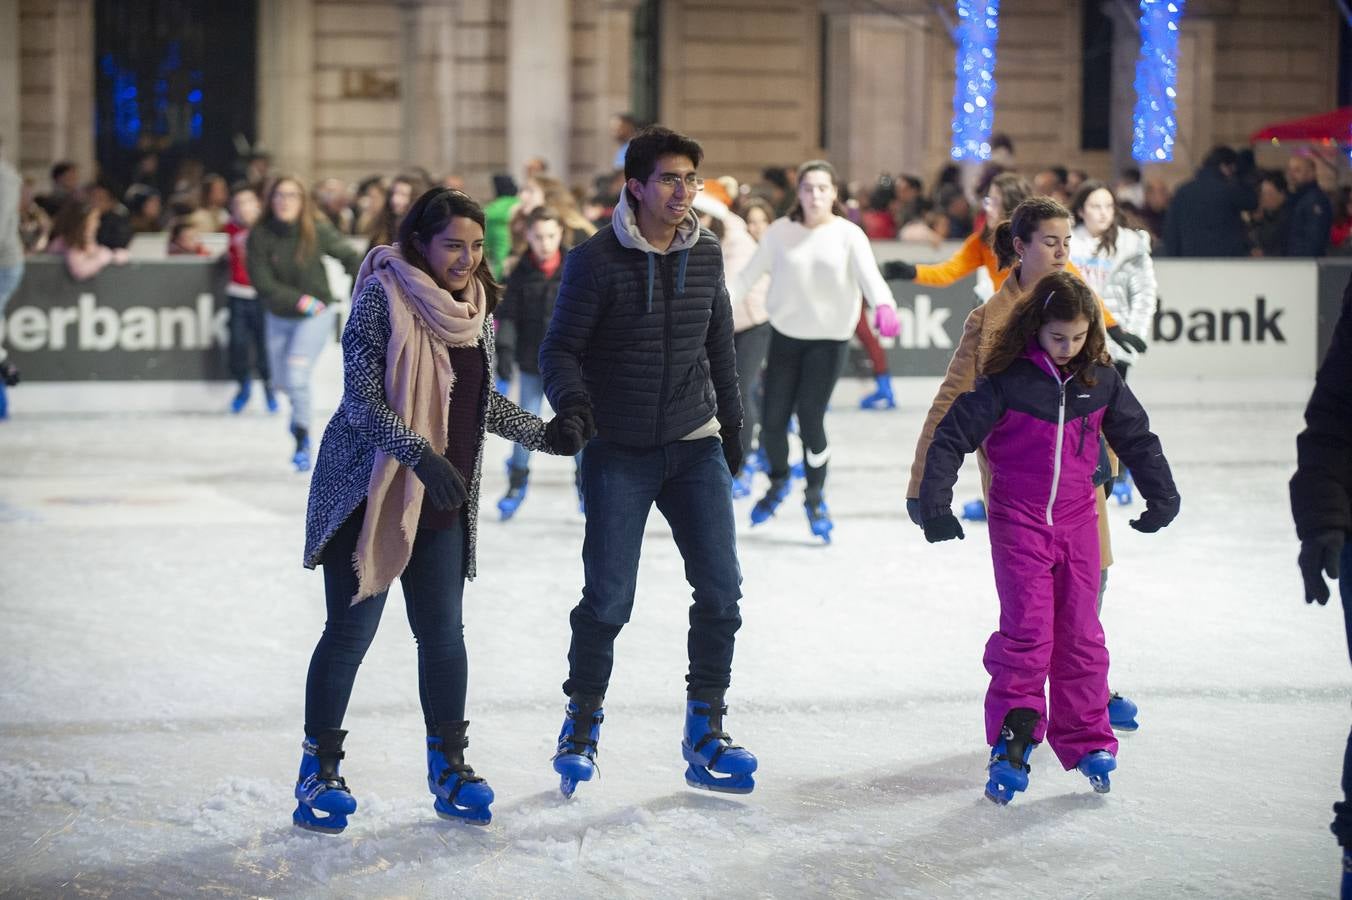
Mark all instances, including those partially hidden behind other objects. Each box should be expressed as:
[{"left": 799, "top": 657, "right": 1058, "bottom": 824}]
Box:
[
  {"left": 730, "top": 160, "right": 898, "bottom": 541},
  {"left": 1068, "top": 180, "right": 1155, "bottom": 381}
]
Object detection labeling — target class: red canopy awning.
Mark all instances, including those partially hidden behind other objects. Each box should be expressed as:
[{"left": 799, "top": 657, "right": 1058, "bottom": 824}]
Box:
[{"left": 1249, "top": 107, "right": 1352, "bottom": 145}]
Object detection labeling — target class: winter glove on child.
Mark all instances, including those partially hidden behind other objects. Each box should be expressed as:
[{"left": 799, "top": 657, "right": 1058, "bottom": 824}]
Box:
[
  {"left": 905, "top": 498, "right": 924, "bottom": 527},
  {"left": 413, "top": 447, "right": 468, "bottom": 511},
  {"left": 874, "top": 305, "right": 900, "bottom": 338},
  {"left": 923, "top": 513, "right": 965, "bottom": 543},
  {"left": 1298, "top": 530, "right": 1344, "bottom": 605},
  {"left": 545, "top": 410, "right": 591, "bottom": 455},
  {"left": 296, "top": 294, "right": 327, "bottom": 317},
  {"left": 720, "top": 424, "right": 743, "bottom": 477},
  {"left": 880, "top": 260, "right": 917, "bottom": 281},
  {"left": 1128, "top": 497, "right": 1178, "bottom": 533},
  {"left": 1107, "top": 325, "right": 1147, "bottom": 354}
]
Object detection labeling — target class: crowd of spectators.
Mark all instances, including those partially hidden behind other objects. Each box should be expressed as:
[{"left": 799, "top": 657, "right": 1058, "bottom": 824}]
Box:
[{"left": 8, "top": 124, "right": 1351, "bottom": 289}]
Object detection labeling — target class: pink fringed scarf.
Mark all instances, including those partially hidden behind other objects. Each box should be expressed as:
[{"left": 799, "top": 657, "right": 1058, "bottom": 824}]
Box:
[{"left": 351, "top": 244, "right": 485, "bottom": 603}]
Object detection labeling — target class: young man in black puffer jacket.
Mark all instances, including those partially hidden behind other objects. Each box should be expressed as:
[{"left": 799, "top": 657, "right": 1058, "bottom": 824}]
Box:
[{"left": 539, "top": 126, "right": 756, "bottom": 798}]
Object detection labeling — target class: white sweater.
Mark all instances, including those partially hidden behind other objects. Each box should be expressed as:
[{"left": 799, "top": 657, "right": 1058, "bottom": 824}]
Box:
[{"left": 729, "top": 216, "right": 896, "bottom": 341}]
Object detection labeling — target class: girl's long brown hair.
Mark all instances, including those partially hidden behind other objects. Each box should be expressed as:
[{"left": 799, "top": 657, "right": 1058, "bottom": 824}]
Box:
[
  {"left": 1069, "top": 179, "right": 1121, "bottom": 256},
  {"left": 787, "top": 159, "right": 848, "bottom": 222},
  {"left": 979, "top": 172, "right": 1032, "bottom": 244},
  {"left": 981, "top": 270, "right": 1108, "bottom": 386},
  {"left": 260, "top": 175, "right": 317, "bottom": 263},
  {"left": 399, "top": 186, "right": 501, "bottom": 314}
]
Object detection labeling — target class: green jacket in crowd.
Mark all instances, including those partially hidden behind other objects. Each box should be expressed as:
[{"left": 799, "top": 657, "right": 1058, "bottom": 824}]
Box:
[{"left": 246, "top": 217, "right": 365, "bottom": 318}]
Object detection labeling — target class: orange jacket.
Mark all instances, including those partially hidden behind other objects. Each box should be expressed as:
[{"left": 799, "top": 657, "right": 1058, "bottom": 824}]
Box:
[{"left": 913, "top": 233, "right": 1118, "bottom": 328}]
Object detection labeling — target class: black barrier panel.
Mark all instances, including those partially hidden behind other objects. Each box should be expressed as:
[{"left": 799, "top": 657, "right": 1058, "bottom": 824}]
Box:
[
  {"left": 0, "top": 257, "right": 231, "bottom": 381},
  {"left": 1318, "top": 259, "right": 1352, "bottom": 364},
  {"left": 845, "top": 277, "right": 984, "bottom": 377}
]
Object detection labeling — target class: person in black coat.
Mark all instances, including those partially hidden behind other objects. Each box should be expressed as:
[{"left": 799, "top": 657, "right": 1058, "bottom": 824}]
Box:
[
  {"left": 1285, "top": 155, "right": 1333, "bottom": 257},
  {"left": 539, "top": 126, "right": 756, "bottom": 798},
  {"left": 1290, "top": 271, "right": 1352, "bottom": 895},
  {"left": 1162, "top": 146, "right": 1256, "bottom": 257},
  {"left": 493, "top": 205, "right": 571, "bottom": 518}
]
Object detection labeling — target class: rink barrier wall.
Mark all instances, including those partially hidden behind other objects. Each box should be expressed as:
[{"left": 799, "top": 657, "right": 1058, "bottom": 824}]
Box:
[
  {"left": 0, "top": 250, "right": 1346, "bottom": 382},
  {"left": 0, "top": 256, "right": 354, "bottom": 381}
]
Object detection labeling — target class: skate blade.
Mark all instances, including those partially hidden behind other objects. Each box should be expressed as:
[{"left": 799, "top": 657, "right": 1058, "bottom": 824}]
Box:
[
  {"left": 293, "top": 805, "right": 348, "bottom": 834},
  {"left": 435, "top": 800, "right": 492, "bottom": 825},
  {"left": 558, "top": 775, "right": 579, "bottom": 798},
  {"left": 1087, "top": 775, "right": 1112, "bottom": 794},
  {"left": 684, "top": 765, "right": 755, "bottom": 794},
  {"left": 984, "top": 787, "right": 1013, "bottom": 806}
]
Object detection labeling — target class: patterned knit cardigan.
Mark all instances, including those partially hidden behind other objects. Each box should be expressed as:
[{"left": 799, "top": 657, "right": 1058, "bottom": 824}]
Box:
[{"left": 303, "top": 279, "right": 551, "bottom": 579}]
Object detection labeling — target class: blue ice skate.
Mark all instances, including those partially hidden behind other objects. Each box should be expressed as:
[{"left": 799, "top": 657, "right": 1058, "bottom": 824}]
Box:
[
  {"left": 1341, "top": 849, "right": 1351, "bottom": 900},
  {"left": 1112, "top": 471, "right": 1134, "bottom": 506},
  {"left": 805, "top": 497, "right": 833, "bottom": 543},
  {"left": 230, "top": 382, "right": 251, "bottom": 414},
  {"left": 552, "top": 695, "right": 604, "bottom": 798},
  {"left": 1107, "top": 691, "right": 1139, "bottom": 732},
  {"left": 961, "top": 499, "right": 987, "bottom": 522},
  {"left": 750, "top": 477, "right": 791, "bottom": 525},
  {"left": 264, "top": 386, "right": 279, "bottom": 414},
  {"left": 859, "top": 374, "right": 896, "bottom": 410},
  {"left": 744, "top": 449, "right": 767, "bottom": 475},
  {"left": 790, "top": 461, "right": 805, "bottom": 480},
  {"left": 1076, "top": 750, "right": 1117, "bottom": 793},
  {"left": 427, "top": 721, "right": 494, "bottom": 825},
  {"left": 497, "top": 466, "right": 529, "bottom": 520},
  {"left": 682, "top": 692, "right": 757, "bottom": 794},
  {"left": 293, "top": 729, "right": 358, "bottom": 834},
  {"left": 291, "top": 426, "right": 311, "bottom": 472},
  {"left": 985, "top": 708, "right": 1040, "bottom": 805},
  {"left": 0, "top": 380, "right": 7, "bottom": 420},
  {"left": 731, "top": 469, "right": 753, "bottom": 499}
]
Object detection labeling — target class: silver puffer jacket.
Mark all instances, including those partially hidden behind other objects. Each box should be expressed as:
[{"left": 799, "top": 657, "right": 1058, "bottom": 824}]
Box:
[{"left": 1070, "top": 225, "right": 1158, "bottom": 365}]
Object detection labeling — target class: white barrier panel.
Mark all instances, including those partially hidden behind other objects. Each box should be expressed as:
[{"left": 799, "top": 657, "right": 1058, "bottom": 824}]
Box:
[{"left": 1148, "top": 260, "right": 1318, "bottom": 379}]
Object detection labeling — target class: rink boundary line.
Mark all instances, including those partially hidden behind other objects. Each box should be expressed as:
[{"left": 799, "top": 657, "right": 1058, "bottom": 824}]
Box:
[{"left": 1, "top": 684, "right": 1346, "bottom": 739}]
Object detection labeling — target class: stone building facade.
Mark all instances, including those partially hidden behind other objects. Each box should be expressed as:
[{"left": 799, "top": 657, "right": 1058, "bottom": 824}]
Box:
[{"left": 0, "top": 0, "right": 1342, "bottom": 198}]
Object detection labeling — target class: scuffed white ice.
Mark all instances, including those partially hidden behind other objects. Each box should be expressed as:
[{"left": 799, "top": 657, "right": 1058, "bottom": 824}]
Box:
[{"left": 0, "top": 362, "right": 1343, "bottom": 899}]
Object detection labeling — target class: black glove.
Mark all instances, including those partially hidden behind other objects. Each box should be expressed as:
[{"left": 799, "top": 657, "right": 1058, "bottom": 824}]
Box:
[
  {"left": 0, "top": 361, "right": 19, "bottom": 387},
  {"left": 413, "top": 447, "right": 468, "bottom": 511},
  {"left": 558, "top": 402, "right": 595, "bottom": 441},
  {"left": 1129, "top": 498, "right": 1178, "bottom": 533},
  {"left": 880, "top": 260, "right": 917, "bottom": 281},
  {"left": 1107, "top": 325, "right": 1148, "bottom": 354},
  {"left": 720, "top": 425, "right": 743, "bottom": 477},
  {"left": 923, "top": 513, "right": 965, "bottom": 543},
  {"left": 1298, "top": 530, "right": 1344, "bottom": 605},
  {"left": 905, "top": 498, "right": 924, "bottom": 527},
  {"left": 545, "top": 412, "right": 590, "bottom": 455}
]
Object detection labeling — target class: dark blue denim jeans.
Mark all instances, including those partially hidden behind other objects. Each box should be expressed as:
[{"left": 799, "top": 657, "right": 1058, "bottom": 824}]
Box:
[
  {"left": 1334, "top": 541, "right": 1352, "bottom": 846},
  {"left": 305, "top": 506, "right": 468, "bottom": 735},
  {"left": 563, "top": 436, "right": 743, "bottom": 699}
]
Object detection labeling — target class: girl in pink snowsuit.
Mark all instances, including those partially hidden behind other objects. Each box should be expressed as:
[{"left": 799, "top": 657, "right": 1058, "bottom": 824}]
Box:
[{"left": 918, "top": 270, "right": 1179, "bottom": 804}]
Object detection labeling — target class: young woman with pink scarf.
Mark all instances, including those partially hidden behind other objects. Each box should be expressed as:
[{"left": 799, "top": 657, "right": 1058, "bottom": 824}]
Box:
[{"left": 292, "top": 188, "right": 593, "bottom": 832}]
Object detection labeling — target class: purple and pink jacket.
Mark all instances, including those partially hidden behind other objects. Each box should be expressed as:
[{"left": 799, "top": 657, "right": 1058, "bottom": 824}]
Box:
[
  {"left": 919, "top": 346, "right": 1179, "bottom": 768},
  {"left": 918, "top": 346, "right": 1178, "bottom": 530}
]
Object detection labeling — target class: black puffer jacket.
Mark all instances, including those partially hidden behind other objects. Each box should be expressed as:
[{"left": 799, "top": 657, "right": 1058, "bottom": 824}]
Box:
[
  {"left": 539, "top": 201, "right": 741, "bottom": 447},
  {"left": 495, "top": 249, "right": 563, "bottom": 378},
  {"left": 1291, "top": 273, "right": 1352, "bottom": 538}
]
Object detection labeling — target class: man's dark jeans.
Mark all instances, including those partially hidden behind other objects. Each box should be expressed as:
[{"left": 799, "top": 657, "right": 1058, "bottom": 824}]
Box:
[{"left": 563, "top": 436, "right": 743, "bottom": 699}]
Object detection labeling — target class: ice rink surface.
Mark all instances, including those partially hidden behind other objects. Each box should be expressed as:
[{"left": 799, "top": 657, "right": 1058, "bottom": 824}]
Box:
[{"left": 0, "top": 363, "right": 1345, "bottom": 899}]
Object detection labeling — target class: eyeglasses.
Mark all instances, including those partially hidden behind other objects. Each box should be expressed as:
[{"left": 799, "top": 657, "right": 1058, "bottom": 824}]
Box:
[{"left": 651, "top": 174, "right": 705, "bottom": 191}]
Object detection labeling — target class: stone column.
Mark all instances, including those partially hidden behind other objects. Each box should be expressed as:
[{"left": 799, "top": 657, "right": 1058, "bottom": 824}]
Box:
[
  {"left": 825, "top": 12, "right": 930, "bottom": 185},
  {"left": 590, "top": 0, "right": 639, "bottom": 175},
  {"left": 0, "top": 0, "right": 18, "bottom": 160},
  {"left": 508, "top": 0, "right": 570, "bottom": 179},
  {"left": 49, "top": 0, "right": 95, "bottom": 176},
  {"left": 257, "top": 0, "right": 315, "bottom": 178},
  {"left": 1107, "top": 0, "right": 1142, "bottom": 181},
  {"left": 401, "top": 0, "right": 458, "bottom": 176}
]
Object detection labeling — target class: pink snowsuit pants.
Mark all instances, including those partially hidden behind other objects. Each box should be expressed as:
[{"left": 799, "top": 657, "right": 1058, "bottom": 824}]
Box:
[{"left": 984, "top": 505, "right": 1118, "bottom": 770}]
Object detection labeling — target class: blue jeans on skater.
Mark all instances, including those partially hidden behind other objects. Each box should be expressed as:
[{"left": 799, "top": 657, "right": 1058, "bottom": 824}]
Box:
[
  {"left": 266, "top": 309, "right": 335, "bottom": 432},
  {"left": 306, "top": 505, "right": 469, "bottom": 734},
  {"left": 0, "top": 260, "right": 24, "bottom": 362},
  {"left": 1334, "top": 541, "right": 1352, "bottom": 847},
  {"left": 509, "top": 372, "right": 545, "bottom": 470},
  {"left": 563, "top": 435, "right": 743, "bottom": 698}
]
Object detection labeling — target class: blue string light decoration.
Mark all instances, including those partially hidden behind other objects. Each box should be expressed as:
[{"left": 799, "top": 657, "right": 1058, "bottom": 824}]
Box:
[
  {"left": 949, "top": 0, "right": 1001, "bottom": 161},
  {"left": 1131, "top": 0, "right": 1185, "bottom": 162}
]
